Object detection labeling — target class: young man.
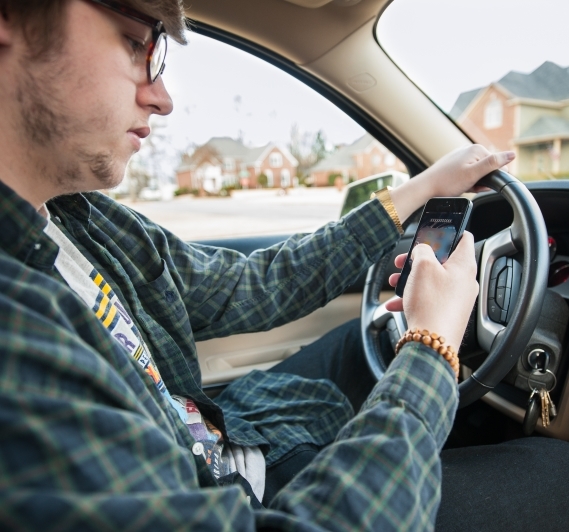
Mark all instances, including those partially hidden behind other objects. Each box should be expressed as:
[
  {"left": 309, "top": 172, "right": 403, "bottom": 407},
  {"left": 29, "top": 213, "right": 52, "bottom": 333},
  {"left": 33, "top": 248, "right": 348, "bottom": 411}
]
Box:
[{"left": 1, "top": 0, "right": 559, "bottom": 530}]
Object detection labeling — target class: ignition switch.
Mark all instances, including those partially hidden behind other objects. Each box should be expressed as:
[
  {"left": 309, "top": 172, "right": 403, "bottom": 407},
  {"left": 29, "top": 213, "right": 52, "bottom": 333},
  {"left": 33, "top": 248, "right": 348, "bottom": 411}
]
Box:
[{"left": 527, "top": 348, "right": 551, "bottom": 372}]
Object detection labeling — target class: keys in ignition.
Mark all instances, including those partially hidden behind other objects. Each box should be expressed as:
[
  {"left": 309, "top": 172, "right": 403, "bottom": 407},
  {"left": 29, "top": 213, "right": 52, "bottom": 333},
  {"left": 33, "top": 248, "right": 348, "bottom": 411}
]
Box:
[
  {"left": 523, "top": 389, "right": 541, "bottom": 435},
  {"left": 540, "top": 388, "right": 550, "bottom": 427},
  {"left": 546, "top": 390, "right": 558, "bottom": 419}
]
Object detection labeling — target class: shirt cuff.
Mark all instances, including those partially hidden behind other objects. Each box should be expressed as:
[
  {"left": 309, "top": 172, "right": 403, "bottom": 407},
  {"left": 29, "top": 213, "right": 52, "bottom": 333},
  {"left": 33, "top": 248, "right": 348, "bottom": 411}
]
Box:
[
  {"left": 363, "top": 342, "right": 459, "bottom": 451},
  {"left": 343, "top": 199, "right": 401, "bottom": 263}
]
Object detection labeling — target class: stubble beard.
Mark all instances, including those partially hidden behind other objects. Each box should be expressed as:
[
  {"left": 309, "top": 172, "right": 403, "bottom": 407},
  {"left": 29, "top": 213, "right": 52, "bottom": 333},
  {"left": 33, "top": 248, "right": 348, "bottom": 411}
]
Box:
[{"left": 16, "top": 61, "right": 124, "bottom": 195}]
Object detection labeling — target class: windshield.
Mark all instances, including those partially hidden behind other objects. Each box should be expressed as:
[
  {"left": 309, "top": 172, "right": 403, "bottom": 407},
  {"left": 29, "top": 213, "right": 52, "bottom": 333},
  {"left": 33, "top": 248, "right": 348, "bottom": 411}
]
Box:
[{"left": 377, "top": 0, "right": 569, "bottom": 181}]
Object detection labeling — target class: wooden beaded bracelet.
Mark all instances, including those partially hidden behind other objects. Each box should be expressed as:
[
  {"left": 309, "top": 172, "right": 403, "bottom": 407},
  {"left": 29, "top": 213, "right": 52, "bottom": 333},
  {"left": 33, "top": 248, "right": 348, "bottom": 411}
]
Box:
[{"left": 395, "top": 328, "right": 459, "bottom": 381}]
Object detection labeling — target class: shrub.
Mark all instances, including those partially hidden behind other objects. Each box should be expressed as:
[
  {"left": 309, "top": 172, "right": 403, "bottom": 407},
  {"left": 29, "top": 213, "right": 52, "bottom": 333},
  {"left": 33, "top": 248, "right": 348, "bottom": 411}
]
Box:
[{"left": 328, "top": 172, "right": 342, "bottom": 186}]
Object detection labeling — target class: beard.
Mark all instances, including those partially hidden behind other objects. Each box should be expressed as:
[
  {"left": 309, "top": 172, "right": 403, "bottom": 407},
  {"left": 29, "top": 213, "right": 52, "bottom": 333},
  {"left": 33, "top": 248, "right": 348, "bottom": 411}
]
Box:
[{"left": 15, "top": 61, "right": 125, "bottom": 194}]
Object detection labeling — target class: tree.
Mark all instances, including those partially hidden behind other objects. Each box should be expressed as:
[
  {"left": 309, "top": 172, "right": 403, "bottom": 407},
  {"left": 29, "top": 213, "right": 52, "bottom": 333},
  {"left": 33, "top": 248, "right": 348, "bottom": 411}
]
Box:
[
  {"left": 311, "top": 130, "right": 328, "bottom": 165},
  {"left": 126, "top": 117, "right": 178, "bottom": 201},
  {"left": 288, "top": 124, "right": 332, "bottom": 181}
]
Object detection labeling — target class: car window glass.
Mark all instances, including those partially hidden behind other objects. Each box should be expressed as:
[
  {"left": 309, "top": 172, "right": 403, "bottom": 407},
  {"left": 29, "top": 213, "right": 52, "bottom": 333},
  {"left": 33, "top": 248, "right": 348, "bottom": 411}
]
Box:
[
  {"left": 113, "top": 32, "right": 407, "bottom": 241},
  {"left": 377, "top": 0, "right": 569, "bottom": 182}
]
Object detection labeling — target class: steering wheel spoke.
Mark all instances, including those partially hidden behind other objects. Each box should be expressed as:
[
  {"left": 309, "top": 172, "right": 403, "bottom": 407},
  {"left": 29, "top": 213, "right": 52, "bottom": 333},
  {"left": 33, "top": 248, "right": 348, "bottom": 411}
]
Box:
[
  {"left": 477, "top": 227, "right": 518, "bottom": 351},
  {"left": 373, "top": 298, "right": 407, "bottom": 345}
]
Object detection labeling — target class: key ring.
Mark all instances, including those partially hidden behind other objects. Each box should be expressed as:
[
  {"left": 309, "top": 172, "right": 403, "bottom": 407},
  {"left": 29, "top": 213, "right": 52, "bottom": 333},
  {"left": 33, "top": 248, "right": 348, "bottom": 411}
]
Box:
[{"left": 527, "top": 369, "right": 557, "bottom": 393}]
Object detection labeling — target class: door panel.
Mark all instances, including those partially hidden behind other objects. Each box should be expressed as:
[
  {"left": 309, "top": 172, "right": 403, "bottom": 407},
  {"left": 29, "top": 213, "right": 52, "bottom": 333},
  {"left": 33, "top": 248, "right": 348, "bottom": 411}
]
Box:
[
  {"left": 194, "top": 235, "right": 362, "bottom": 386},
  {"left": 197, "top": 293, "right": 361, "bottom": 386}
]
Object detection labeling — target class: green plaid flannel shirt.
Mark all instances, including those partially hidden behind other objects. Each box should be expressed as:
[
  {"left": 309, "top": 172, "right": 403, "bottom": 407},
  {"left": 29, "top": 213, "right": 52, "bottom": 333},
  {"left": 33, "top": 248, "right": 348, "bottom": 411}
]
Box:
[{"left": 0, "top": 180, "right": 458, "bottom": 531}]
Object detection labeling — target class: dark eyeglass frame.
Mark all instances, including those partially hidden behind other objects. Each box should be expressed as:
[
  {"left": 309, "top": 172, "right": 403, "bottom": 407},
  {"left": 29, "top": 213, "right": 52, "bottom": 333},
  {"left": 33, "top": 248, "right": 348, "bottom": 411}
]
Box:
[{"left": 87, "top": 0, "right": 167, "bottom": 83}]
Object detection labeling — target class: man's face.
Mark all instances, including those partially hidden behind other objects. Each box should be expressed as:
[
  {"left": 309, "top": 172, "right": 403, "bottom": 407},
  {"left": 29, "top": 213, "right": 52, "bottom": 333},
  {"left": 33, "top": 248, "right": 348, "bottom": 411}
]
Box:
[{"left": 14, "top": 0, "right": 173, "bottom": 195}]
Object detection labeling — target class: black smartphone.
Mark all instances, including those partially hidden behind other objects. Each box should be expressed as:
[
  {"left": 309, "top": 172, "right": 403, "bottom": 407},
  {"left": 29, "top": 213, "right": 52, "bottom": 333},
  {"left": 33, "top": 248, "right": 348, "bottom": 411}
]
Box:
[{"left": 395, "top": 197, "right": 473, "bottom": 297}]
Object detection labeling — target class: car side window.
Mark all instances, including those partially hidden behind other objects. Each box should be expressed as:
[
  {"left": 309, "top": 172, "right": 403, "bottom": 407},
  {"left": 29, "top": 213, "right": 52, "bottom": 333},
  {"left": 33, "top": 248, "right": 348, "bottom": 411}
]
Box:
[{"left": 114, "top": 32, "right": 407, "bottom": 241}]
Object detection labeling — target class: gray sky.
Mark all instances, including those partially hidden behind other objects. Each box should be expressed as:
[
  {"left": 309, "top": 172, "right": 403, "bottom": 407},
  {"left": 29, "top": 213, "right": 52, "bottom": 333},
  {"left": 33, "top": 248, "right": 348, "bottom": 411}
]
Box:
[{"left": 161, "top": 34, "right": 365, "bottom": 154}]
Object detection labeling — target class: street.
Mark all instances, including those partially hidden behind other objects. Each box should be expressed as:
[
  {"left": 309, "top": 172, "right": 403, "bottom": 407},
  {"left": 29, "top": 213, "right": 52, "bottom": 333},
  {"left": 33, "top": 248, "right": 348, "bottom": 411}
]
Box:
[{"left": 119, "top": 187, "right": 345, "bottom": 241}]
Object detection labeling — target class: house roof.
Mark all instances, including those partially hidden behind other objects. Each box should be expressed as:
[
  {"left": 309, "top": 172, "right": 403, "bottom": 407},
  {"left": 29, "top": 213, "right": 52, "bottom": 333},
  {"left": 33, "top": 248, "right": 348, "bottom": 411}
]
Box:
[
  {"left": 449, "top": 88, "right": 484, "bottom": 120},
  {"left": 310, "top": 133, "right": 376, "bottom": 172},
  {"left": 515, "top": 116, "right": 569, "bottom": 144},
  {"left": 179, "top": 137, "right": 298, "bottom": 171},
  {"left": 243, "top": 145, "right": 270, "bottom": 165},
  {"left": 245, "top": 143, "right": 299, "bottom": 166},
  {"left": 205, "top": 137, "right": 252, "bottom": 159},
  {"left": 500, "top": 62, "right": 569, "bottom": 101},
  {"left": 450, "top": 61, "right": 569, "bottom": 120}
]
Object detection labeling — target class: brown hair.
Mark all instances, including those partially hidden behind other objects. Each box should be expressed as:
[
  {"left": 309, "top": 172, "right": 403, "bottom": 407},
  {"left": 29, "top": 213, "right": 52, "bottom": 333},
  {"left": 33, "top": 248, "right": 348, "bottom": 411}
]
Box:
[{"left": 0, "top": 0, "right": 187, "bottom": 59}]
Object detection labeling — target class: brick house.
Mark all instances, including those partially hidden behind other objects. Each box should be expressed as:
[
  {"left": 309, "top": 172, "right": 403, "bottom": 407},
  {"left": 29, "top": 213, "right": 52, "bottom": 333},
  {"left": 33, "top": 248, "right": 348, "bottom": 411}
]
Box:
[
  {"left": 450, "top": 61, "right": 569, "bottom": 180},
  {"left": 308, "top": 133, "right": 406, "bottom": 187},
  {"left": 176, "top": 137, "right": 299, "bottom": 193}
]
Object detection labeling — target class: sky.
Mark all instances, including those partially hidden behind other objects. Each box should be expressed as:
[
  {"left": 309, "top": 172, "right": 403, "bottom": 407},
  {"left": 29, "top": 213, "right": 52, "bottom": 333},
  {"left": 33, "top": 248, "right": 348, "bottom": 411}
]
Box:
[
  {"left": 160, "top": 34, "right": 365, "bottom": 154},
  {"left": 152, "top": 0, "right": 569, "bottom": 164},
  {"left": 378, "top": 0, "right": 569, "bottom": 111}
]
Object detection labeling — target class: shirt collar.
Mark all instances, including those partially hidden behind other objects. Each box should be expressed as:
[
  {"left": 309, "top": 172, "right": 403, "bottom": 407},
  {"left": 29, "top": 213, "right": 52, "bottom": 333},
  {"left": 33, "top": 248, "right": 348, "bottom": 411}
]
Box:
[{"left": 0, "top": 180, "right": 90, "bottom": 269}]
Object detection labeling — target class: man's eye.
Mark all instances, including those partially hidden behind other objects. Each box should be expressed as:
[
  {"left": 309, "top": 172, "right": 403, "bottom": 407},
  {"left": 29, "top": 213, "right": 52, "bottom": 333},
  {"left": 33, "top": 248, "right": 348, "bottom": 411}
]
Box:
[{"left": 126, "top": 36, "right": 147, "bottom": 56}]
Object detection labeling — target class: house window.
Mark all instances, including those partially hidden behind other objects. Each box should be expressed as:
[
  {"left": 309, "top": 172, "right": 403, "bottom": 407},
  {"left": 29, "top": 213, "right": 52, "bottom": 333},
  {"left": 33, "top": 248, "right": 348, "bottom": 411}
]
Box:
[
  {"left": 280, "top": 169, "right": 291, "bottom": 188},
  {"left": 224, "top": 158, "right": 235, "bottom": 171},
  {"left": 384, "top": 153, "right": 396, "bottom": 167},
  {"left": 372, "top": 154, "right": 382, "bottom": 167},
  {"left": 265, "top": 169, "right": 274, "bottom": 187},
  {"left": 484, "top": 99, "right": 503, "bottom": 129},
  {"left": 269, "top": 152, "right": 283, "bottom": 168}
]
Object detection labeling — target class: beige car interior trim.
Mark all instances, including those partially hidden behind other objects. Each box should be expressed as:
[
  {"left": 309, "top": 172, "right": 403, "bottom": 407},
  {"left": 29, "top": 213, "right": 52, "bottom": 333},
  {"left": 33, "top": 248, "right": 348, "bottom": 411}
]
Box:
[
  {"left": 301, "top": 19, "right": 471, "bottom": 165},
  {"left": 197, "top": 294, "right": 362, "bottom": 385},
  {"left": 184, "top": 0, "right": 387, "bottom": 65}
]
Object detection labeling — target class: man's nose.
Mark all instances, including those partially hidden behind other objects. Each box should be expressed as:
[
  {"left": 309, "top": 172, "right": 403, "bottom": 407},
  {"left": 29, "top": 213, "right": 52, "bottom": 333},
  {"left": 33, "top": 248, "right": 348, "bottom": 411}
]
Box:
[{"left": 139, "top": 75, "right": 174, "bottom": 116}]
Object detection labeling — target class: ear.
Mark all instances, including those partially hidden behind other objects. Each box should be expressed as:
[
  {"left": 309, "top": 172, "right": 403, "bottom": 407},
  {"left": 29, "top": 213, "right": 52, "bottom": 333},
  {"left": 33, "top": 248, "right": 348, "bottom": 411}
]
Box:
[{"left": 0, "top": 7, "right": 13, "bottom": 47}]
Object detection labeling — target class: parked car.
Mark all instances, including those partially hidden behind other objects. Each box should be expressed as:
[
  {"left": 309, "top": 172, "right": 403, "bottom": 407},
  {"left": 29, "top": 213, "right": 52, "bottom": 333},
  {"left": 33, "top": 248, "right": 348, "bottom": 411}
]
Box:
[{"left": 340, "top": 170, "right": 409, "bottom": 217}]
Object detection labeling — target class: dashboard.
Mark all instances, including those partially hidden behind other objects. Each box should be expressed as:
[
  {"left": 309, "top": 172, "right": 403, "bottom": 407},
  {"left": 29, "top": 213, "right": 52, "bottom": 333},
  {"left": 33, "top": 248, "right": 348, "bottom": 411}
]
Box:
[
  {"left": 469, "top": 183, "right": 569, "bottom": 299},
  {"left": 465, "top": 180, "right": 569, "bottom": 439}
]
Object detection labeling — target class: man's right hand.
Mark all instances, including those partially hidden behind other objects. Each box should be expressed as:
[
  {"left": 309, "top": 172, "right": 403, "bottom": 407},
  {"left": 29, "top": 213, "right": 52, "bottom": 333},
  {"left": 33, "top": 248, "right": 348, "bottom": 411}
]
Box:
[{"left": 385, "top": 231, "right": 479, "bottom": 351}]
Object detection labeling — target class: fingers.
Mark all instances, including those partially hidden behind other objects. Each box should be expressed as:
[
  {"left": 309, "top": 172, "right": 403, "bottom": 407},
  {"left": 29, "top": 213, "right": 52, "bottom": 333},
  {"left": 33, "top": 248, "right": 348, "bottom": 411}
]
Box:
[
  {"left": 388, "top": 272, "right": 400, "bottom": 287},
  {"left": 469, "top": 185, "right": 492, "bottom": 193},
  {"left": 385, "top": 298, "right": 403, "bottom": 312},
  {"left": 473, "top": 150, "right": 515, "bottom": 176},
  {"left": 394, "top": 253, "right": 407, "bottom": 268}
]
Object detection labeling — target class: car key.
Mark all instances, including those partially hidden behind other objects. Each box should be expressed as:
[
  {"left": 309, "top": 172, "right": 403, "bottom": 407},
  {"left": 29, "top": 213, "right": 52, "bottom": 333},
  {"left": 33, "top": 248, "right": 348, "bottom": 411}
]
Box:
[
  {"left": 546, "top": 390, "right": 558, "bottom": 420},
  {"left": 540, "top": 388, "right": 550, "bottom": 427},
  {"left": 522, "top": 389, "right": 540, "bottom": 435}
]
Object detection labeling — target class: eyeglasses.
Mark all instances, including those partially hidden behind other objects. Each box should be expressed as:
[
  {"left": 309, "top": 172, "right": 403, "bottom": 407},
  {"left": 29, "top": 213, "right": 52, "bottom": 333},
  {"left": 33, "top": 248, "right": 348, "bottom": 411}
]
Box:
[{"left": 87, "top": 0, "right": 168, "bottom": 83}]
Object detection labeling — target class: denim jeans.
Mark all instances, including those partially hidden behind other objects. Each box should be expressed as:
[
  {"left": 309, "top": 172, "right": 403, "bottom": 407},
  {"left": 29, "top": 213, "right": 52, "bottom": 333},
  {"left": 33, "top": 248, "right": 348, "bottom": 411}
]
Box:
[{"left": 266, "top": 319, "right": 569, "bottom": 530}]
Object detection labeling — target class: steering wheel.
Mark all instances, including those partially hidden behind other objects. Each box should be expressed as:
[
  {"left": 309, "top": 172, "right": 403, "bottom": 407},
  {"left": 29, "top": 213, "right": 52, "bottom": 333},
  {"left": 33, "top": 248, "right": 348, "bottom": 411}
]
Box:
[{"left": 361, "top": 170, "right": 549, "bottom": 407}]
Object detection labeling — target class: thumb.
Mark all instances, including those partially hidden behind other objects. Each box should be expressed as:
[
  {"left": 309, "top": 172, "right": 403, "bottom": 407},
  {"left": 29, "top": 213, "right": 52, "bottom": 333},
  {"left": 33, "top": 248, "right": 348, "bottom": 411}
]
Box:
[
  {"left": 411, "top": 242, "right": 438, "bottom": 265},
  {"left": 472, "top": 151, "right": 515, "bottom": 176},
  {"left": 443, "top": 231, "right": 476, "bottom": 270}
]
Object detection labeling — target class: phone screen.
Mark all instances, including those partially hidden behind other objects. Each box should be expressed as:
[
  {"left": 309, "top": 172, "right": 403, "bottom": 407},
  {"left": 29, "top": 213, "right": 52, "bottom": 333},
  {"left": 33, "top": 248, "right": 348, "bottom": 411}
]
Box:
[
  {"left": 395, "top": 198, "right": 472, "bottom": 297},
  {"left": 413, "top": 213, "right": 464, "bottom": 263}
]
